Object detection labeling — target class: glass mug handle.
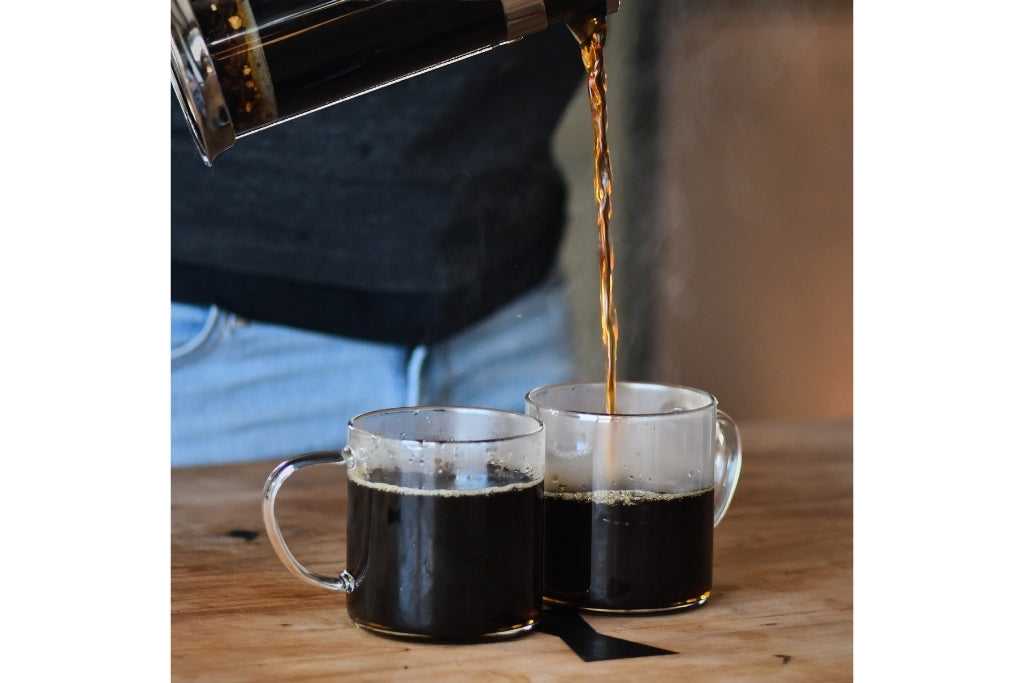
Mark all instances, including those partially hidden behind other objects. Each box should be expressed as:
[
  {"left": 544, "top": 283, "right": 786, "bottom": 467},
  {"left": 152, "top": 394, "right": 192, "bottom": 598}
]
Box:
[
  {"left": 261, "top": 450, "right": 356, "bottom": 592},
  {"left": 712, "top": 410, "right": 743, "bottom": 527}
]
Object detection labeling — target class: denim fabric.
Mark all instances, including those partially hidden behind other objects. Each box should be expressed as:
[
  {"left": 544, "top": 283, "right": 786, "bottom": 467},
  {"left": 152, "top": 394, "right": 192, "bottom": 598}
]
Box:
[
  {"left": 417, "top": 277, "right": 576, "bottom": 409},
  {"left": 171, "top": 277, "right": 576, "bottom": 466}
]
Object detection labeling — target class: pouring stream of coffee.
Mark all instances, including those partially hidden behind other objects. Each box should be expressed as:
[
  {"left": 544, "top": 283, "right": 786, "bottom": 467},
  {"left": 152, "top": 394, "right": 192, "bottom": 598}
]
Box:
[{"left": 571, "top": 15, "right": 618, "bottom": 415}]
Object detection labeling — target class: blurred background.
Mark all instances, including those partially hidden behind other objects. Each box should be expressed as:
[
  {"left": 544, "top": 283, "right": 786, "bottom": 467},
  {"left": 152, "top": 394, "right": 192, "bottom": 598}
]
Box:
[{"left": 555, "top": 0, "right": 852, "bottom": 422}]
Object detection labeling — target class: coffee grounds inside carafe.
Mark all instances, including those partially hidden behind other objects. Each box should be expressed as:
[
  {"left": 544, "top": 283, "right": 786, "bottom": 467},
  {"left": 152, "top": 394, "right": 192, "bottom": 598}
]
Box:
[{"left": 190, "top": 0, "right": 278, "bottom": 133}]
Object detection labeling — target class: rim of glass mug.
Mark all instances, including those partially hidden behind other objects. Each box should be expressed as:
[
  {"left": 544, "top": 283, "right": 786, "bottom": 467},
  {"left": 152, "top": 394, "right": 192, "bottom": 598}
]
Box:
[
  {"left": 348, "top": 405, "right": 545, "bottom": 444},
  {"left": 525, "top": 381, "right": 719, "bottom": 417}
]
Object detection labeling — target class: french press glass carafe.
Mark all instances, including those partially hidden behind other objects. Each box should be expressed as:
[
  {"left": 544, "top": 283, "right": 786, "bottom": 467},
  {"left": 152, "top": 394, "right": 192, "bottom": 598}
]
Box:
[{"left": 171, "top": 0, "right": 619, "bottom": 164}]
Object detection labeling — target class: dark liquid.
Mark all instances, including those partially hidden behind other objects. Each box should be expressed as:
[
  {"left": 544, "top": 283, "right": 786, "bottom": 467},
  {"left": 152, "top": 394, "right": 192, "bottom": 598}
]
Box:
[
  {"left": 195, "top": 0, "right": 508, "bottom": 135},
  {"left": 570, "top": 15, "right": 618, "bottom": 414},
  {"left": 346, "top": 468, "right": 543, "bottom": 639},
  {"left": 544, "top": 487, "right": 714, "bottom": 611},
  {"left": 255, "top": 0, "right": 509, "bottom": 123}
]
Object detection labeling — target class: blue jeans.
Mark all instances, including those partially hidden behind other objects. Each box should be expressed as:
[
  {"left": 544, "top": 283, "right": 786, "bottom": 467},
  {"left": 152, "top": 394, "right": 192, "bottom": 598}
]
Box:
[{"left": 171, "top": 277, "right": 576, "bottom": 466}]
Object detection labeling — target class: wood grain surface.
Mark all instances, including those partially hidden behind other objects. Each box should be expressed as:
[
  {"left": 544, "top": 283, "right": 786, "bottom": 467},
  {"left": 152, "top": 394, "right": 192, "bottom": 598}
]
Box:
[{"left": 171, "top": 418, "right": 852, "bottom": 680}]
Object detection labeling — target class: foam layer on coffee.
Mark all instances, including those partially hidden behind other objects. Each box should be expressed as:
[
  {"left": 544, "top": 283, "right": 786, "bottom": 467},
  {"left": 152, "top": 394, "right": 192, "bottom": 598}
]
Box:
[
  {"left": 543, "top": 485, "right": 714, "bottom": 506},
  {"left": 350, "top": 466, "right": 541, "bottom": 496}
]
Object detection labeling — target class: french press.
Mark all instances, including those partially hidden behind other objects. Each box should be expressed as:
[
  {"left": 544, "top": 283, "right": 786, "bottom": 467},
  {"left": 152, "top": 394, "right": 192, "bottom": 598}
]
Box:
[{"left": 171, "top": 0, "right": 619, "bottom": 164}]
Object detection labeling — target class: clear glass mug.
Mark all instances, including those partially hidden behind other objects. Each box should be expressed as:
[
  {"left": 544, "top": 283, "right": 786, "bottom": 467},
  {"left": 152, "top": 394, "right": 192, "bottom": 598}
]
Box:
[
  {"left": 262, "top": 406, "right": 546, "bottom": 640},
  {"left": 525, "top": 382, "right": 742, "bottom": 612}
]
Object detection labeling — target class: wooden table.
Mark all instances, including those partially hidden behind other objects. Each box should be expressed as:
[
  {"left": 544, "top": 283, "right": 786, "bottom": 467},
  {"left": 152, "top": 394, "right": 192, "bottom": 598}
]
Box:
[{"left": 172, "top": 418, "right": 852, "bottom": 680}]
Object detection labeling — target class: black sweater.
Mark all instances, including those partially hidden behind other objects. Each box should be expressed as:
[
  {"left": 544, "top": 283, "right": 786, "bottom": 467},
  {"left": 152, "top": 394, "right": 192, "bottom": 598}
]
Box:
[{"left": 171, "top": 27, "right": 584, "bottom": 345}]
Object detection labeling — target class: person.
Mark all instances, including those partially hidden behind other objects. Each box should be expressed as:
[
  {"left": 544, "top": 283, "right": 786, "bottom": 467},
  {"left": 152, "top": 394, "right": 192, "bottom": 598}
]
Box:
[{"left": 171, "top": 26, "right": 586, "bottom": 467}]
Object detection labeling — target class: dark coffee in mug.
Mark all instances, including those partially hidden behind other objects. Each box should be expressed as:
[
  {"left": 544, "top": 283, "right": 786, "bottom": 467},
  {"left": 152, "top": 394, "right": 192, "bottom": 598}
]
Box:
[
  {"left": 263, "top": 406, "right": 546, "bottom": 639},
  {"left": 543, "top": 486, "right": 715, "bottom": 611},
  {"left": 346, "top": 467, "right": 543, "bottom": 639}
]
